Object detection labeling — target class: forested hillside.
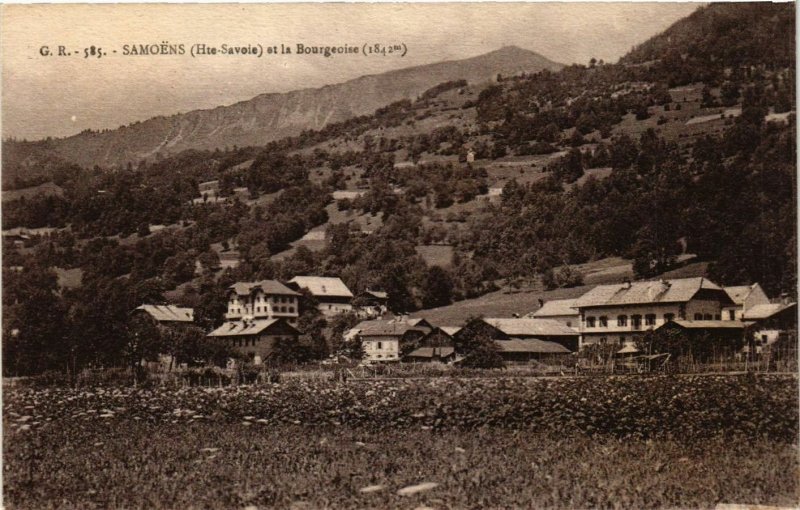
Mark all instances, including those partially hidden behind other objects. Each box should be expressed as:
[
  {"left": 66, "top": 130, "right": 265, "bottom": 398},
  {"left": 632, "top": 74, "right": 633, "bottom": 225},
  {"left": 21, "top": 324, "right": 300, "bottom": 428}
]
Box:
[{"left": 3, "top": 3, "right": 796, "bottom": 376}]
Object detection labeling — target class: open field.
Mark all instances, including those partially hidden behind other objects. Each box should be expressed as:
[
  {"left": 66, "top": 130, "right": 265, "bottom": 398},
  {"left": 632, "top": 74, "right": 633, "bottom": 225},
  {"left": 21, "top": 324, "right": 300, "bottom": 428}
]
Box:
[
  {"left": 4, "top": 374, "right": 798, "bottom": 508},
  {"left": 4, "top": 423, "right": 797, "bottom": 509}
]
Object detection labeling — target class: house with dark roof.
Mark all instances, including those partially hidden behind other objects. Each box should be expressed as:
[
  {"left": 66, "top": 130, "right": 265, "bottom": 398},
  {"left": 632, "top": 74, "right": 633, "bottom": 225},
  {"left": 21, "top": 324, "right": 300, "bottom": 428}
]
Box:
[
  {"left": 572, "top": 277, "right": 734, "bottom": 349},
  {"left": 288, "top": 276, "right": 354, "bottom": 317},
  {"left": 722, "top": 284, "right": 770, "bottom": 321}
]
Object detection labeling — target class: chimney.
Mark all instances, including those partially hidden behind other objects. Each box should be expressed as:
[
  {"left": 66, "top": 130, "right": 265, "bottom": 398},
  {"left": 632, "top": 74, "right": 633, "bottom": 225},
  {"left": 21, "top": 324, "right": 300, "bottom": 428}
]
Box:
[
  {"left": 623, "top": 278, "right": 632, "bottom": 289},
  {"left": 538, "top": 299, "right": 544, "bottom": 308}
]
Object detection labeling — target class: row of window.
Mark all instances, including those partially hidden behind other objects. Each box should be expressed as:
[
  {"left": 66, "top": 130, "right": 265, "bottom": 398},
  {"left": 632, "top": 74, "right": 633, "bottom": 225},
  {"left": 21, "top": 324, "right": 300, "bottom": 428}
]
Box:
[
  {"left": 585, "top": 314, "right": 664, "bottom": 328},
  {"left": 586, "top": 312, "right": 723, "bottom": 328},
  {"left": 228, "top": 306, "right": 296, "bottom": 314},
  {"left": 231, "top": 295, "right": 296, "bottom": 305}
]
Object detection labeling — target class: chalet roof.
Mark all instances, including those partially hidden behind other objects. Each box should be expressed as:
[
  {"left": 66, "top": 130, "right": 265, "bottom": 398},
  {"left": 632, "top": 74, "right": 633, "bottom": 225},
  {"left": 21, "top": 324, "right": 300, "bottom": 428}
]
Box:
[
  {"left": 208, "top": 319, "right": 298, "bottom": 337},
  {"left": 135, "top": 304, "right": 194, "bottom": 323},
  {"left": 360, "top": 289, "right": 388, "bottom": 300},
  {"left": 440, "top": 326, "right": 462, "bottom": 337},
  {"left": 360, "top": 322, "right": 420, "bottom": 337},
  {"left": 530, "top": 298, "right": 578, "bottom": 317},
  {"left": 406, "top": 346, "right": 455, "bottom": 358},
  {"left": 573, "top": 278, "right": 724, "bottom": 309},
  {"left": 667, "top": 319, "right": 751, "bottom": 330},
  {"left": 742, "top": 303, "right": 796, "bottom": 320},
  {"left": 229, "top": 280, "right": 300, "bottom": 297},
  {"left": 485, "top": 318, "right": 578, "bottom": 337},
  {"left": 724, "top": 285, "right": 757, "bottom": 305},
  {"left": 289, "top": 276, "right": 354, "bottom": 298},
  {"left": 495, "top": 338, "right": 571, "bottom": 354},
  {"left": 407, "top": 318, "right": 433, "bottom": 329}
]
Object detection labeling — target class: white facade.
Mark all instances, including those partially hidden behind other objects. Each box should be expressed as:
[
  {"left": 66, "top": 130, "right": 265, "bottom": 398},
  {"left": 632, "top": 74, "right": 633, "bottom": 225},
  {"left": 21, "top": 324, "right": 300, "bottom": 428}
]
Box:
[
  {"left": 226, "top": 291, "right": 299, "bottom": 325},
  {"left": 579, "top": 300, "right": 723, "bottom": 347},
  {"left": 362, "top": 338, "right": 400, "bottom": 362}
]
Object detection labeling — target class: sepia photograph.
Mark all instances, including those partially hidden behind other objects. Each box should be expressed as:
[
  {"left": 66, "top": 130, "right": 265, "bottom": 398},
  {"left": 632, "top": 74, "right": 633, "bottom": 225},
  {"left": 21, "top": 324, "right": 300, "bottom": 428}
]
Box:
[{"left": 1, "top": 2, "right": 797, "bottom": 508}]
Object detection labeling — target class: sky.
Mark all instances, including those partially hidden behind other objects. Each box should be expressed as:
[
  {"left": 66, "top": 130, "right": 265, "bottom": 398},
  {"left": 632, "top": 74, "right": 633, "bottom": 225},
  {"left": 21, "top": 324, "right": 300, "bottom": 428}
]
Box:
[{"left": 2, "top": 3, "right": 701, "bottom": 141}]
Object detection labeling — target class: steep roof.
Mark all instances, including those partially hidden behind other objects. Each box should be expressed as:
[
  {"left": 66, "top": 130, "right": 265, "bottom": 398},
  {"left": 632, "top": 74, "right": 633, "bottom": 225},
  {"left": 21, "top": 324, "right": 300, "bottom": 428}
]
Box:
[
  {"left": 229, "top": 280, "right": 300, "bottom": 297},
  {"left": 742, "top": 303, "right": 796, "bottom": 320},
  {"left": 724, "top": 285, "right": 756, "bottom": 305},
  {"left": 289, "top": 276, "right": 354, "bottom": 298},
  {"left": 530, "top": 298, "right": 578, "bottom": 317},
  {"left": 495, "top": 338, "right": 571, "bottom": 354},
  {"left": 135, "top": 304, "right": 194, "bottom": 323},
  {"left": 573, "top": 278, "right": 724, "bottom": 309},
  {"left": 485, "top": 318, "right": 578, "bottom": 337},
  {"left": 440, "top": 326, "right": 462, "bottom": 337},
  {"left": 208, "top": 319, "right": 299, "bottom": 337},
  {"left": 362, "top": 290, "right": 388, "bottom": 300}
]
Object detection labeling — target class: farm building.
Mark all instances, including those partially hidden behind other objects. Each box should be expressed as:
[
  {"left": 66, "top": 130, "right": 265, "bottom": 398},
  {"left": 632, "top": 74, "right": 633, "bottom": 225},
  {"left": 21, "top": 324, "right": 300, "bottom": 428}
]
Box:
[
  {"left": 654, "top": 319, "right": 751, "bottom": 360},
  {"left": 483, "top": 318, "right": 580, "bottom": 351},
  {"left": 572, "top": 277, "right": 735, "bottom": 348},
  {"left": 404, "top": 327, "right": 457, "bottom": 363},
  {"left": 722, "top": 284, "right": 770, "bottom": 321},
  {"left": 288, "top": 276, "right": 354, "bottom": 317},
  {"left": 208, "top": 318, "right": 301, "bottom": 365},
  {"left": 493, "top": 338, "right": 571, "bottom": 363},
  {"left": 528, "top": 298, "right": 580, "bottom": 329},
  {"left": 742, "top": 301, "right": 797, "bottom": 354}
]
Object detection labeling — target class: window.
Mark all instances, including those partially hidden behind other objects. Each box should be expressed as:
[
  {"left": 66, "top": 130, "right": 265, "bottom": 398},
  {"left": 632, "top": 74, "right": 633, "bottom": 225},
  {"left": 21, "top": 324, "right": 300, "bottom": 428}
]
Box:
[
  {"left": 715, "top": 314, "right": 721, "bottom": 320},
  {"left": 632, "top": 315, "right": 642, "bottom": 329},
  {"left": 566, "top": 321, "right": 572, "bottom": 328},
  {"left": 664, "top": 313, "right": 675, "bottom": 322},
  {"left": 761, "top": 334, "right": 768, "bottom": 345},
  {"left": 281, "top": 306, "right": 286, "bottom": 313},
  {"left": 694, "top": 313, "right": 703, "bottom": 320},
  {"left": 377, "top": 341, "right": 383, "bottom": 349},
  {"left": 679, "top": 304, "right": 686, "bottom": 320},
  {"left": 289, "top": 307, "right": 295, "bottom": 314},
  {"left": 645, "top": 314, "right": 656, "bottom": 326},
  {"left": 729, "top": 310, "right": 736, "bottom": 320},
  {"left": 619, "top": 335, "right": 626, "bottom": 345},
  {"left": 599, "top": 316, "right": 608, "bottom": 327},
  {"left": 617, "top": 315, "right": 628, "bottom": 327},
  {"left": 586, "top": 316, "right": 596, "bottom": 328},
  {"left": 703, "top": 314, "right": 712, "bottom": 320}
]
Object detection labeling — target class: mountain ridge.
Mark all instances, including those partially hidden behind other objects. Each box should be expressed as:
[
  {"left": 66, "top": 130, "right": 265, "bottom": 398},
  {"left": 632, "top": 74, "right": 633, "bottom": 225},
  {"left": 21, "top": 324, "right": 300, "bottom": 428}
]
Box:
[{"left": 12, "top": 46, "right": 562, "bottom": 168}]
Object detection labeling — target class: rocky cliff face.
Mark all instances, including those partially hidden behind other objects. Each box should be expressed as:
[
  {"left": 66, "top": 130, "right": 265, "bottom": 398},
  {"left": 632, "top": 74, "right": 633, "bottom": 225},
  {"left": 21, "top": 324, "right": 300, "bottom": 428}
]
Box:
[{"left": 28, "top": 46, "right": 562, "bottom": 168}]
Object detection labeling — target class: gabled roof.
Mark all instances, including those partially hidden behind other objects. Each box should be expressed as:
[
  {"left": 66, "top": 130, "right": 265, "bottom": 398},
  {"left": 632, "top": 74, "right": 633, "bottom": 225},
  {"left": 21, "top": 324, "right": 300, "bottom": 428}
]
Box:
[
  {"left": 665, "top": 320, "right": 751, "bottom": 330},
  {"left": 724, "top": 285, "right": 757, "bottom": 305},
  {"left": 495, "top": 338, "right": 571, "bottom": 354},
  {"left": 530, "top": 298, "right": 578, "bottom": 317},
  {"left": 742, "top": 303, "right": 796, "bottom": 320},
  {"left": 229, "top": 280, "right": 300, "bottom": 297},
  {"left": 135, "top": 304, "right": 194, "bottom": 323},
  {"left": 407, "top": 318, "right": 434, "bottom": 329},
  {"left": 208, "top": 319, "right": 299, "bottom": 337},
  {"left": 289, "top": 276, "right": 353, "bottom": 298},
  {"left": 573, "top": 278, "right": 724, "bottom": 309},
  {"left": 485, "top": 318, "right": 578, "bottom": 337},
  {"left": 440, "top": 326, "right": 462, "bottom": 337}
]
